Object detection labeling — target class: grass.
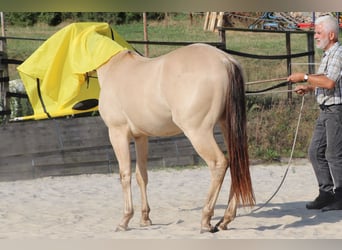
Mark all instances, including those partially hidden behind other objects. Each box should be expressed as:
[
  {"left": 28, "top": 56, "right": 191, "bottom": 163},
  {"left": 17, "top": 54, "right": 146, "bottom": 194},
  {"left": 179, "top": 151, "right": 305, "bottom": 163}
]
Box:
[
  {"left": 247, "top": 96, "right": 318, "bottom": 161},
  {"left": 2, "top": 13, "right": 328, "bottom": 161}
]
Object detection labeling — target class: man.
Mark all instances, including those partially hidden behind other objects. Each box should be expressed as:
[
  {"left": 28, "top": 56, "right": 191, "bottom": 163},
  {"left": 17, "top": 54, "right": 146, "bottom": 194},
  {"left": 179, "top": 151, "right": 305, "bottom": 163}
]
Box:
[{"left": 288, "top": 15, "right": 342, "bottom": 211}]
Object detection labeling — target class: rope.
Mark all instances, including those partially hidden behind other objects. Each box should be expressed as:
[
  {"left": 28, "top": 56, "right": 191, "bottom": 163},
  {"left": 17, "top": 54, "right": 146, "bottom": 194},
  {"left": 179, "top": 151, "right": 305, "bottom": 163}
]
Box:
[
  {"left": 246, "top": 81, "right": 292, "bottom": 94},
  {"left": 221, "top": 48, "right": 314, "bottom": 60},
  {"left": 251, "top": 94, "right": 305, "bottom": 213},
  {"left": 246, "top": 77, "right": 288, "bottom": 85},
  {"left": 246, "top": 89, "right": 296, "bottom": 96}
]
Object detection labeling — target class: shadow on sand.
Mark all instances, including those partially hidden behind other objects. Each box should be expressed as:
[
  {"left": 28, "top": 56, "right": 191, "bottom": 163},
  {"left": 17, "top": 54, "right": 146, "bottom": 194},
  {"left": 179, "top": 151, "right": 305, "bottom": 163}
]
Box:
[{"left": 212, "top": 201, "right": 342, "bottom": 231}]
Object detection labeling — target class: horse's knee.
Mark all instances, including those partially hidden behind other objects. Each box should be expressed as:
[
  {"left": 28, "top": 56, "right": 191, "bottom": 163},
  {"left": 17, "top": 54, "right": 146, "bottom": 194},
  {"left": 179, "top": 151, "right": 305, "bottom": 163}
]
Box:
[{"left": 119, "top": 171, "right": 132, "bottom": 186}]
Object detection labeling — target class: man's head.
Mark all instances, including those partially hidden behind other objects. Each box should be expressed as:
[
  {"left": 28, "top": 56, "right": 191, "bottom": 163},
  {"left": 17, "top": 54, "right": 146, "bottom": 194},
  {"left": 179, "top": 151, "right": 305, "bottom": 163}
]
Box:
[{"left": 314, "top": 15, "right": 339, "bottom": 51}]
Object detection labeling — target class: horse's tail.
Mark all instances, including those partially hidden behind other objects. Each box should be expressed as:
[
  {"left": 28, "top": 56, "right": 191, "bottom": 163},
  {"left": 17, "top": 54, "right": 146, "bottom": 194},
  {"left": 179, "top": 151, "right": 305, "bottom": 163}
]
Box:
[{"left": 225, "top": 59, "right": 255, "bottom": 207}]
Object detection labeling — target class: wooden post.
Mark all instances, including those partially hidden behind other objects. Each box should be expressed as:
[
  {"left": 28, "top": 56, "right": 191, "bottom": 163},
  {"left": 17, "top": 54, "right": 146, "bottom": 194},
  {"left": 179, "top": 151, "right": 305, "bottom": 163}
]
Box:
[
  {"left": 0, "top": 12, "right": 10, "bottom": 121},
  {"left": 216, "top": 12, "right": 224, "bottom": 29},
  {"left": 0, "top": 12, "right": 5, "bottom": 38},
  {"left": 204, "top": 12, "right": 210, "bottom": 30},
  {"left": 219, "top": 27, "right": 226, "bottom": 49},
  {"left": 285, "top": 31, "right": 292, "bottom": 102},
  {"left": 143, "top": 12, "right": 149, "bottom": 57},
  {"left": 164, "top": 12, "right": 169, "bottom": 26},
  {"left": 209, "top": 12, "right": 218, "bottom": 32}
]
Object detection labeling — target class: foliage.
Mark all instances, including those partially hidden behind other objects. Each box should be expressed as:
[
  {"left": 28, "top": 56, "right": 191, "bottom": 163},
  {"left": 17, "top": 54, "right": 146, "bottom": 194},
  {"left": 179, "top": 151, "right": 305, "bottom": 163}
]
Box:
[
  {"left": 4, "top": 12, "right": 166, "bottom": 27},
  {"left": 247, "top": 95, "right": 318, "bottom": 161}
]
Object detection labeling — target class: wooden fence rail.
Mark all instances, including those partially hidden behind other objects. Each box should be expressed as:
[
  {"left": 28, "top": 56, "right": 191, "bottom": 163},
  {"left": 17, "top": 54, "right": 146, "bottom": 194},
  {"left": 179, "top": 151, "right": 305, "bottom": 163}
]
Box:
[{"left": 0, "top": 116, "right": 225, "bottom": 182}]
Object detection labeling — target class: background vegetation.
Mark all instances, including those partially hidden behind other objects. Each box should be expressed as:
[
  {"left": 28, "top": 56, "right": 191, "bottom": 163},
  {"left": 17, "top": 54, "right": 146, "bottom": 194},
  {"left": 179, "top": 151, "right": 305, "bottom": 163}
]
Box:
[{"left": 1, "top": 12, "right": 330, "bottom": 162}]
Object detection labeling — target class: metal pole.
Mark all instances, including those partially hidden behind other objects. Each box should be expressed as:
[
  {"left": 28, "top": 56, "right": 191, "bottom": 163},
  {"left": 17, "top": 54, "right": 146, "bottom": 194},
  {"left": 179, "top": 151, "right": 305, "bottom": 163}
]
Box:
[
  {"left": 337, "top": 12, "right": 341, "bottom": 29},
  {"left": 307, "top": 32, "right": 315, "bottom": 74},
  {"left": 312, "top": 12, "right": 316, "bottom": 26}
]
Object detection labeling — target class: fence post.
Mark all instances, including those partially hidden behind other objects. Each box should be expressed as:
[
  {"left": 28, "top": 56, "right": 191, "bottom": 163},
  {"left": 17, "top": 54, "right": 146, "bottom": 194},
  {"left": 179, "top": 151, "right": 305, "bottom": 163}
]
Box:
[
  {"left": 143, "top": 12, "right": 149, "bottom": 57},
  {"left": 285, "top": 31, "right": 292, "bottom": 102},
  {"left": 218, "top": 27, "right": 226, "bottom": 49},
  {"left": 0, "top": 12, "right": 10, "bottom": 122},
  {"left": 307, "top": 32, "right": 315, "bottom": 74}
]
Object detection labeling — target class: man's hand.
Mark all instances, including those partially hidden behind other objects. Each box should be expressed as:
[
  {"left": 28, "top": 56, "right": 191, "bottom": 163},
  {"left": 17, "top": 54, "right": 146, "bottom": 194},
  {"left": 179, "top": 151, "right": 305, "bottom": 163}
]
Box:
[
  {"left": 294, "top": 85, "right": 311, "bottom": 96},
  {"left": 287, "top": 73, "right": 306, "bottom": 83}
]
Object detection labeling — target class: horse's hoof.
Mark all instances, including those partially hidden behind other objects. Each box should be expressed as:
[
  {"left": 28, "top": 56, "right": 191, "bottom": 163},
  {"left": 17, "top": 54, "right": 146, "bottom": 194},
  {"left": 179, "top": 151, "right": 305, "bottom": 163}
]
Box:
[
  {"left": 200, "top": 223, "right": 226, "bottom": 233},
  {"left": 214, "top": 218, "right": 228, "bottom": 231},
  {"left": 140, "top": 219, "right": 152, "bottom": 227},
  {"left": 200, "top": 225, "right": 216, "bottom": 234},
  {"left": 217, "top": 224, "right": 228, "bottom": 231},
  {"left": 115, "top": 224, "right": 128, "bottom": 232},
  {"left": 210, "top": 226, "right": 220, "bottom": 233}
]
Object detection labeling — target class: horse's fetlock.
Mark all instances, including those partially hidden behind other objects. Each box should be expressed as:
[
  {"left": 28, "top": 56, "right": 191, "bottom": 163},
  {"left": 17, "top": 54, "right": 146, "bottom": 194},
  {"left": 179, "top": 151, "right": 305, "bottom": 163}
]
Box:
[
  {"left": 124, "top": 210, "right": 134, "bottom": 219},
  {"left": 140, "top": 218, "right": 152, "bottom": 227},
  {"left": 115, "top": 224, "right": 129, "bottom": 232},
  {"left": 217, "top": 222, "right": 228, "bottom": 231}
]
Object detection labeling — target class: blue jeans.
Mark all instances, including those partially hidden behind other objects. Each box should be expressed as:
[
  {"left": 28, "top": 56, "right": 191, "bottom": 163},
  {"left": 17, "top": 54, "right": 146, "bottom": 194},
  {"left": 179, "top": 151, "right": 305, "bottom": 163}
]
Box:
[{"left": 308, "top": 105, "right": 342, "bottom": 194}]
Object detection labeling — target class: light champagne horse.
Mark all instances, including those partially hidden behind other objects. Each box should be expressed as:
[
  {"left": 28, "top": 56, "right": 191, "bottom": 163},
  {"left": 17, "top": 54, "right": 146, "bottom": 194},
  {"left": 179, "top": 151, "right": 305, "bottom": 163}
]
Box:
[{"left": 97, "top": 43, "right": 255, "bottom": 233}]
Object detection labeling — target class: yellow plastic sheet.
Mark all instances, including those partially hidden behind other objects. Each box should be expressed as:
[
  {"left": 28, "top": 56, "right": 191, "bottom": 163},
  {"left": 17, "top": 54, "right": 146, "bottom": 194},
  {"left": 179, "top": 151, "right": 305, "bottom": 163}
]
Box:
[{"left": 16, "top": 22, "right": 133, "bottom": 120}]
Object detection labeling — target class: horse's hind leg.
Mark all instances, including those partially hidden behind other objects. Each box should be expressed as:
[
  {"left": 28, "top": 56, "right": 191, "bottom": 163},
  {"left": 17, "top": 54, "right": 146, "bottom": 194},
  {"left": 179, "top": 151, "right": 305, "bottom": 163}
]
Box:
[
  {"left": 108, "top": 127, "right": 134, "bottom": 231},
  {"left": 215, "top": 187, "right": 237, "bottom": 231},
  {"left": 213, "top": 120, "right": 238, "bottom": 231},
  {"left": 185, "top": 129, "right": 228, "bottom": 233},
  {"left": 134, "top": 136, "right": 152, "bottom": 227}
]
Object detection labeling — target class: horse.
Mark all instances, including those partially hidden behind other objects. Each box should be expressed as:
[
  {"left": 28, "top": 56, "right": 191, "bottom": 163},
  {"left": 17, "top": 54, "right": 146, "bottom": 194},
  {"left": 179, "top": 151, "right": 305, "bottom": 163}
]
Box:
[{"left": 96, "top": 43, "right": 255, "bottom": 233}]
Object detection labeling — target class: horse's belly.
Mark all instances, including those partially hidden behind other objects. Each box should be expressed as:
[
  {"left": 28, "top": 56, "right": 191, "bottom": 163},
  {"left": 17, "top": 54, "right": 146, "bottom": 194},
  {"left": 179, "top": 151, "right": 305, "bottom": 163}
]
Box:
[{"left": 129, "top": 116, "right": 182, "bottom": 137}]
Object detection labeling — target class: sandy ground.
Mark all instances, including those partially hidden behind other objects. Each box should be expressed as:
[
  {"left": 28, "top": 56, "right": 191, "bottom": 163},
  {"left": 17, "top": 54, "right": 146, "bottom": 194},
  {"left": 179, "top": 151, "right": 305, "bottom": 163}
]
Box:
[{"left": 1, "top": 158, "right": 342, "bottom": 239}]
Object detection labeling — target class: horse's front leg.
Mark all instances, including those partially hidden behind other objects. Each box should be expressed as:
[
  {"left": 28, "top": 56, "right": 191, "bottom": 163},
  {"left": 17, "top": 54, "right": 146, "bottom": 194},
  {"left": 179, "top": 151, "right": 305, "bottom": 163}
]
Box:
[
  {"left": 108, "top": 127, "right": 134, "bottom": 231},
  {"left": 134, "top": 136, "right": 152, "bottom": 227}
]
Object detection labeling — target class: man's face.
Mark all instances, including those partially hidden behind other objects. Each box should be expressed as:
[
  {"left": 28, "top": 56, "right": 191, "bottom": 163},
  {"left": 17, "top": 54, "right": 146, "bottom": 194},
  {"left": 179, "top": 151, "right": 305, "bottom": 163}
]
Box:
[{"left": 314, "top": 24, "right": 333, "bottom": 50}]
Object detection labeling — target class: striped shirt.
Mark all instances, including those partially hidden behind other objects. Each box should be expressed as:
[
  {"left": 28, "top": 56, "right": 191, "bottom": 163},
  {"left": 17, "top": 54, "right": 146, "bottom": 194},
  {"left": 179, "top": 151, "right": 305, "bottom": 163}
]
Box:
[{"left": 315, "top": 42, "right": 342, "bottom": 105}]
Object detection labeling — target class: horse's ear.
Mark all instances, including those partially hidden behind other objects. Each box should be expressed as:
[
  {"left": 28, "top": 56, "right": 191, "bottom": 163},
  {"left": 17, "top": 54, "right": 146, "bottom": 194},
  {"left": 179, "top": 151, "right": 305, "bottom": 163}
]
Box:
[{"left": 72, "top": 99, "right": 98, "bottom": 110}]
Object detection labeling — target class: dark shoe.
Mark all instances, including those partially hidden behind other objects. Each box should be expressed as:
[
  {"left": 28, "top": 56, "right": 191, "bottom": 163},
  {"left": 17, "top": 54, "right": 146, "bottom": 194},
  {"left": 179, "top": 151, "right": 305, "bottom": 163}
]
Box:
[
  {"left": 321, "top": 190, "right": 342, "bottom": 212},
  {"left": 321, "top": 199, "right": 342, "bottom": 212},
  {"left": 306, "top": 191, "right": 334, "bottom": 210}
]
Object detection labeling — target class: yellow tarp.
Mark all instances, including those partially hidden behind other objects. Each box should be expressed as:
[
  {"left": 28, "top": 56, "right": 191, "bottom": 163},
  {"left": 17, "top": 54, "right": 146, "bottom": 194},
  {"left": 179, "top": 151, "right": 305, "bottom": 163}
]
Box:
[{"left": 16, "top": 22, "right": 133, "bottom": 120}]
